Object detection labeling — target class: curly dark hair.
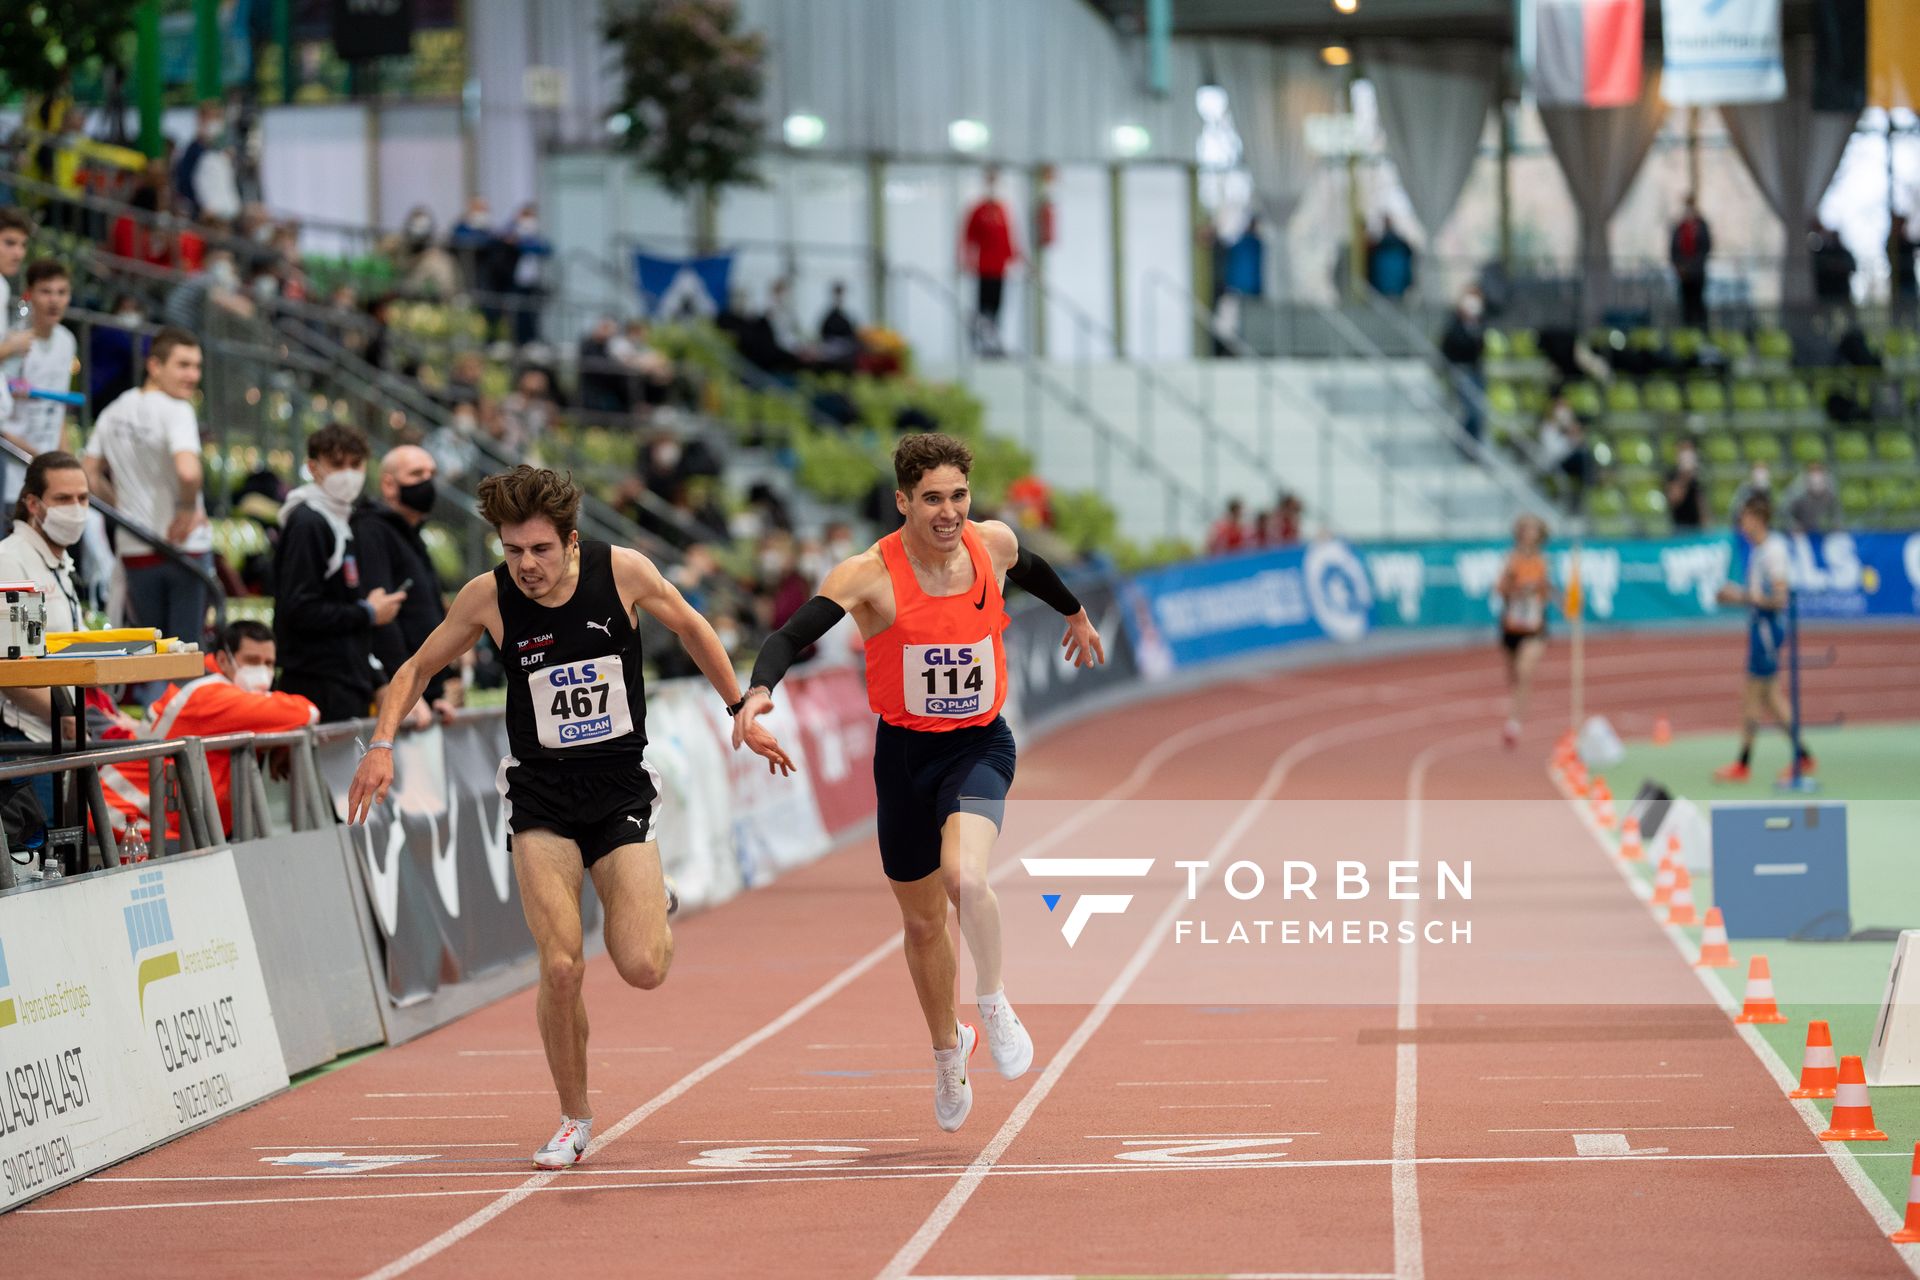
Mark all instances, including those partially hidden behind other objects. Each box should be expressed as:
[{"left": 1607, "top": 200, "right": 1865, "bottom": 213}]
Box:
[
  {"left": 477, "top": 465, "right": 582, "bottom": 542},
  {"left": 892, "top": 432, "right": 973, "bottom": 496}
]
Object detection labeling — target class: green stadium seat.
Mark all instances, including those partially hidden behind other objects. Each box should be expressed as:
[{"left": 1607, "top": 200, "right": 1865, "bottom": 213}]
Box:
[
  {"left": 1644, "top": 378, "right": 1685, "bottom": 415},
  {"left": 1564, "top": 382, "right": 1603, "bottom": 418},
  {"left": 1834, "top": 430, "right": 1872, "bottom": 464},
  {"left": 1730, "top": 379, "right": 1769, "bottom": 416},
  {"left": 1742, "top": 434, "right": 1783, "bottom": 464},
  {"left": 1669, "top": 328, "right": 1704, "bottom": 361},
  {"left": 1884, "top": 329, "right": 1919, "bottom": 363},
  {"left": 1754, "top": 329, "right": 1792, "bottom": 363},
  {"left": 1612, "top": 431, "right": 1655, "bottom": 468},
  {"left": 1606, "top": 381, "right": 1643, "bottom": 415},
  {"left": 1702, "top": 432, "right": 1740, "bottom": 466},
  {"left": 1518, "top": 382, "right": 1550, "bottom": 416},
  {"left": 1483, "top": 329, "right": 1512, "bottom": 360},
  {"left": 1486, "top": 381, "right": 1522, "bottom": 417},
  {"left": 1840, "top": 478, "right": 1876, "bottom": 518},
  {"left": 1876, "top": 430, "right": 1918, "bottom": 464},
  {"left": 1686, "top": 380, "right": 1728, "bottom": 415},
  {"left": 1510, "top": 329, "right": 1541, "bottom": 360},
  {"left": 1790, "top": 431, "right": 1829, "bottom": 464},
  {"left": 1708, "top": 479, "right": 1741, "bottom": 517},
  {"left": 1871, "top": 475, "right": 1916, "bottom": 515},
  {"left": 1628, "top": 327, "right": 1662, "bottom": 351},
  {"left": 1587, "top": 486, "right": 1631, "bottom": 535},
  {"left": 1712, "top": 329, "right": 1752, "bottom": 361},
  {"left": 1628, "top": 485, "right": 1667, "bottom": 524},
  {"left": 420, "top": 526, "right": 466, "bottom": 585},
  {"left": 226, "top": 597, "right": 275, "bottom": 627}
]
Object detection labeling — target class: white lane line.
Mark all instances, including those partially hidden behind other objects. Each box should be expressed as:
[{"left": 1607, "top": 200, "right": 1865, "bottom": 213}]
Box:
[
  {"left": 355, "top": 679, "right": 1395, "bottom": 1280},
  {"left": 363, "top": 1091, "right": 602, "bottom": 1098},
  {"left": 30, "top": 1150, "right": 1858, "bottom": 1215},
  {"left": 1158, "top": 1104, "right": 1276, "bottom": 1111},
  {"left": 1477, "top": 1074, "right": 1702, "bottom": 1081},
  {"left": 807, "top": 1043, "right": 911, "bottom": 1050},
  {"left": 1142, "top": 1037, "right": 1339, "bottom": 1046},
  {"left": 749, "top": 1084, "right": 926, "bottom": 1092},
  {"left": 347, "top": 1115, "right": 508, "bottom": 1122},
  {"left": 1084, "top": 1132, "right": 1320, "bottom": 1139},
  {"left": 1490, "top": 1125, "right": 1734, "bottom": 1133},
  {"left": 1115, "top": 1079, "right": 1326, "bottom": 1087},
  {"left": 251, "top": 1144, "right": 520, "bottom": 1151},
  {"left": 673, "top": 1138, "right": 921, "bottom": 1144},
  {"left": 909, "top": 1274, "right": 1396, "bottom": 1280},
  {"left": 1536, "top": 1099, "right": 1668, "bottom": 1105},
  {"left": 877, "top": 701, "right": 1453, "bottom": 1280},
  {"left": 455, "top": 1047, "right": 672, "bottom": 1056},
  {"left": 774, "top": 1109, "right": 895, "bottom": 1115},
  {"left": 1551, "top": 760, "right": 1920, "bottom": 1276}
]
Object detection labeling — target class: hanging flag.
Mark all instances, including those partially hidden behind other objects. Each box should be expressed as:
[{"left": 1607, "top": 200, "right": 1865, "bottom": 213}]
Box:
[
  {"left": 1869, "top": 0, "right": 1918, "bottom": 110},
  {"left": 1532, "top": 0, "right": 1645, "bottom": 108},
  {"left": 634, "top": 252, "right": 735, "bottom": 319},
  {"left": 1661, "top": 0, "right": 1786, "bottom": 105},
  {"left": 1813, "top": 0, "right": 1868, "bottom": 114}
]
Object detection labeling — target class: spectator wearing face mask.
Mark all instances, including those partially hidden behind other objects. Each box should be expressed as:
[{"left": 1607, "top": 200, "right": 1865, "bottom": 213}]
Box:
[
  {"left": 174, "top": 102, "right": 240, "bottom": 223},
  {"left": 272, "top": 424, "right": 406, "bottom": 722},
  {"left": 162, "top": 248, "right": 255, "bottom": 332},
  {"left": 1440, "top": 287, "right": 1489, "bottom": 444},
  {"left": 1728, "top": 461, "right": 1773, "bottom": 528},
  {"left": 354, "top": 444, "right": 461, "bottom": 726},
  {"left": 1784, "top": 461, "right": 1838, "bottom": 536},
  {"left": 0, "top": 453, "right": 94, "bottom": 816},
  {"left": 1665, "top": 438, "right": 1704, "bottom": 530},
  {"left": 98, "top": 620, "right": 318, "bottom": 842},
  {"left": 449, "top": 196, "right": 495, "bottom": 289},
  {"left": 426, "top": 400, "right": 486, "bottom": 482},
  {"left": 386, "top": 205, "right": 459, "bottom": 298},
  {"left": 501, "top": 203, "right": 550, "bottom": 345}
]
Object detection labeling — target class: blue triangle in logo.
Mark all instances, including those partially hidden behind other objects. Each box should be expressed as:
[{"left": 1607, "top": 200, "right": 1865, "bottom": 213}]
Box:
[{"left": 1042, "top": 894, "right": 1061, "bottom": 912}]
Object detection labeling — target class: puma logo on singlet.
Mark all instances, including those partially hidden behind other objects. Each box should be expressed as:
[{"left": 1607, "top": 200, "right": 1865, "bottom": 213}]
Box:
[{"left": 586, "top": 618, "right": 613, "bottom": 637}]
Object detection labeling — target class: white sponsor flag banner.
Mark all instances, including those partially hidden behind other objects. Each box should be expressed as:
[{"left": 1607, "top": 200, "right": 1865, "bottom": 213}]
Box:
[
  {"left": 1661, "top": 0, "right": 1786, "bottom": 105},
  {"left": 0, "top": 851, "right": 288, "bottom": 1210}
]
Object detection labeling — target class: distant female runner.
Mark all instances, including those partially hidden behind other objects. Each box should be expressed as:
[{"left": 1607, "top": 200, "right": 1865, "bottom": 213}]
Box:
[{"left": 1496, "top": 514, "right": 1551, "bottom": 747}]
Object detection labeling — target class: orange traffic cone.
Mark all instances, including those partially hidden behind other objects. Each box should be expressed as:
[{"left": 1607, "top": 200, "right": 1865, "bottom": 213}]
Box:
[
  {"left": 1892, "top": 1144, "right": 1920, "bottom": 1241},
  {"left": 1569, "top": 763, "right": 1590, "bottom": 798},
  {"left": 1591, "top": 782, "right": 1617, "bottom": 830},
  {"left": 1651, "top": 854, "right": 1677, "bottom": 907},
  {"left": 1666, "top": 868, "right": 1698, "bottom": 926},
  {"left": 1695, "top": 907, "right": 1734, "bottom": 968},
  {"left": 1734, "top": 955, "right": 1788, "bottom": 1024},
  {"left": 1791, "top": 1020, "right": 1839, "bottom": 1099},
  {"left": 1619, "top": 816, "right": 1644, "bottom": 861},
  {"left": 1666, "top": 830, "right": 1683, "bottom": 860},
  {"left": 1652, "top": 715, "right": 1672, "bottom": 745},
  {"left": 1820, "top": 1056, "right": 1888, "bottom": 1141}
]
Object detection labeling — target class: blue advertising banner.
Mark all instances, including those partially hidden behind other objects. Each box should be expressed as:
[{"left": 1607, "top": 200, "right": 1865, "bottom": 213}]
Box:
[
  {"left": 1787, "top": 531, "right": 1920, "bottom": 619},
  {"left": 634, "top": 252, "right": 734, "bottom": 319},
  {"left": 1121, "top": 540, "right": 1374, "bottom": 672}
]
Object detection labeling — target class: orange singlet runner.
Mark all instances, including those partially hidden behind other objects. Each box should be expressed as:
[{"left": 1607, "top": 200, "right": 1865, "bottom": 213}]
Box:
[{"left": 865, "top": 522, "right": 1010, "bottom": 730}]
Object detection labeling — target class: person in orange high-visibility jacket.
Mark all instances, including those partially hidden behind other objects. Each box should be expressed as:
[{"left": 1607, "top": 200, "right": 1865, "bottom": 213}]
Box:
[{"left": 101, "top": 619, "right": 318, "bottom": 840}]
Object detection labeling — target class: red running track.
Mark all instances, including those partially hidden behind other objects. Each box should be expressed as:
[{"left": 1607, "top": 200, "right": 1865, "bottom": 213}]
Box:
[{"left": 8, "top": 629, "right": 1920, "bottom": 1279}]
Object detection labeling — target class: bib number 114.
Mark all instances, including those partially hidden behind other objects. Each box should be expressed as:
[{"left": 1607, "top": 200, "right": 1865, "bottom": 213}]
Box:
[{"left": 921, "top": 666, "right": 984, "bottom": 698}]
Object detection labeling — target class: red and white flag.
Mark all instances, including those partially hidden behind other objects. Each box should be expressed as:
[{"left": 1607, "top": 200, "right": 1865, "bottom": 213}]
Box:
[{"left": 1529, "top": 0, "right": 1646, "bottom": 108}]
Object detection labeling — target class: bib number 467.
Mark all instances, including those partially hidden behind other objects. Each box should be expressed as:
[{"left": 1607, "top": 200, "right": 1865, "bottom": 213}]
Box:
[{"left": 550, "top": 685, "right": 610, "bottom": 720}]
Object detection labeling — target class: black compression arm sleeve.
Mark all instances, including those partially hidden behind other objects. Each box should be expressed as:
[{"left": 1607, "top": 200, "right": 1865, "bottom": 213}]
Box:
[
  {"left": 748, "top": 595, "right": 847, "bottom": 693},
  {"left": 1006, "top": 546, "right": 1083, "bottom": 616}
]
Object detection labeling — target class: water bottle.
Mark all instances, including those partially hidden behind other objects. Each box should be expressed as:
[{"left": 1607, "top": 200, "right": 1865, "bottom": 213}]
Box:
[
  {"left": 120, "top": 823, "right": 150, "bottom": 866},
  {"left": 40, "top": 852, "right": 62, "bottom": 881}
]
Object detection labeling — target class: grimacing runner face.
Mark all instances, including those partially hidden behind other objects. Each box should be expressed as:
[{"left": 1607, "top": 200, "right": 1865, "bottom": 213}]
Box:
[{"left": 500, "top": 517, "right": 577, "bottom": 601}]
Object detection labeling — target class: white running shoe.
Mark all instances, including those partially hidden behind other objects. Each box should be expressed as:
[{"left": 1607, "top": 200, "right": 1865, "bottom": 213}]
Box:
[
  {"left": 933, "top": 1023, "right": 977, "bottom": 1133},
  {"left": 532, "top": 1116, "right": 593, "bottom": 1169},
  {"left": 664, "top": 874, "right": 679, "bottom": 918},
  {"left": 979, "top": 994, "right": 1035, "bottom": 1080}
]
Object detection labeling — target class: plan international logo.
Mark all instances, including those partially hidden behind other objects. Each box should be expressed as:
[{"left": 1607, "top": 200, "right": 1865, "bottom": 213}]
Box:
[
  {"left": 0, "top": 938, "right": 14, "bottom": 1029},
  {"left": 124, "top": 871, "right": 180, "bottom": 1016},
  {"left": 1021, "top": 858, "right": 1154, "bottom": 947}
]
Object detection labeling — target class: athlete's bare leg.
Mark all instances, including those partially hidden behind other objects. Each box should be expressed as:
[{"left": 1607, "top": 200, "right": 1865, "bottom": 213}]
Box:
[
  {"left": 514, "top": 831, "right": 592, "bottom": 1118},
  {"left": 590, "top": 840, "right": 674, "bottom": 991},
  {"left": 1508, "top": 637, "right": 1545, "bottom": 722},
  {"left": 940, "top": 811, "right": 1004, "bottom": 998},
  {"left": 892, "top": 873, "right": 959, "bottom": 1049}
]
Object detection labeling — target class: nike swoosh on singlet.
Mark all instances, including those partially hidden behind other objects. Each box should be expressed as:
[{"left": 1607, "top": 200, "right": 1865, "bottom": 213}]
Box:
[{"left": 973, "top": 580, "right": 989, "bottom": 609}]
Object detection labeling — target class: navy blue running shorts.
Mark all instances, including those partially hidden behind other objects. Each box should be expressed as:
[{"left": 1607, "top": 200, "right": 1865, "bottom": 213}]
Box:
[{"left": 873, "top": 715, "right": 1017, "bottom": 883}]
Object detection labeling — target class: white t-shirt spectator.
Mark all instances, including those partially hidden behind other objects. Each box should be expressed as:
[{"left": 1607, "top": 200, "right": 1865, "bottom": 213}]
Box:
[
  {"left": 2, "top": 324, "right": 78, "bottom": 505},
  {"left": 1747, "top": 532, "right": 1791, "bottom": 610},
  {"left": 84, "top": 387, "right": 213, "bottom": 557}
]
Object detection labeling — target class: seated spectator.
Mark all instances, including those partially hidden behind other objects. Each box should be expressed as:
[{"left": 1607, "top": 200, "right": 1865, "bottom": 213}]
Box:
[
  {"left": 496, "top": 367, "right": 559, "bottom": 453},
  {"left": 611, "top": 319, "right": 676, "bottom": 406},
  {"left": 442, "top": 350, "right": 487, "bottom": 410},
  {"left": 1664, "top": 437, "right": 1704, "bottom": 530},
  {"left": 1206, "top": 498, "right": 1248, "bottom": 555},
  {"left": 385, "top": 205, "right": 460, "bottom": 297},
  {"left": 819, "top": 281, "right": 859, "bottom": 345},
  {"left": 578, "top": 316, "right": 630, "bottom": 414},
  {"left": 1784, "top": 460, "right": 1837, "bottom": 535},
  {"left": 448, "top": 196, "right": 495, "bottom": 282},
  {"left": 1811, "top": 221, "right": 1855, "bottom": 309},
  {"left": 1532, "top": 396, "right": 1594, "bottom": 500},
  {"left": 425, "top": 400, "right": 487, "bottom": 482},
  {"left": 1835, "top": 322, "right": 1881, "bottom": 369},
  {"left": 1726, "top": 461, "right": 1773, "bottom": 527},
  {"left": 1274, "top": 492, "right": 1303, "bottom": 544},
  {"left": 99, "top": 620, "right": 319, "bottom": 841},
  {"left": 162, "top": 247, "right": 255, "bottom": 331}
]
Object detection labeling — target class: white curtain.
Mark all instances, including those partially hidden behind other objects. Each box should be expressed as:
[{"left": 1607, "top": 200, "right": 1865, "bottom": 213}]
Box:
[
  {"left": 1210, "top": 42, "right": 1342, "bottom": 229},
  {"left": 1363, "top": 41, "right": 1502, "bottom": 242},
  {"left": 1722, "top": 38, "right": 1860, "bottom": 308},
  {"left": 1539, "top": 63, "right": 1668, "bottom": 321}
]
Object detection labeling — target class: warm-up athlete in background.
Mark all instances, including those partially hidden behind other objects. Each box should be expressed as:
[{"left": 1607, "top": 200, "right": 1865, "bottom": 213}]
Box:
[
  {"left": 1714, "top": 494, "right": 1813, "bottom": 783},
  {"left": 348, "top": 467, "right": 793, "bottom": 1168},
  {"left": 733, "top": 433, "right": 1103, "bottom": 1132},
  {"left": 1496, "top": 515, "right": 1552, "bottom": 747}
]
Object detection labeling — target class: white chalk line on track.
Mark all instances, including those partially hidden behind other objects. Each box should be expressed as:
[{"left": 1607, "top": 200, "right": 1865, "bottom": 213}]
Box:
[
  {"left": 1550, "top": 755, "right": 1920, "bottom": 1275},
  {"left": 73, "top": 638, "right": 1906, "bottom": 1271},
  {"left": 36, "top": 1149, "right": 1884, "bottom": 1214}
]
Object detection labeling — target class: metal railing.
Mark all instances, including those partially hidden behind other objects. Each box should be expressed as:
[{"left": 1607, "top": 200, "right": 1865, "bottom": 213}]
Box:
[{"left": 890, "top": 264, "right": 1206, "bottom": 539}]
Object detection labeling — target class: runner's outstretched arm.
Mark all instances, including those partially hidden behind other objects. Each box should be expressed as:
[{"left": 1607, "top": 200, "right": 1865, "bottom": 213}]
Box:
[
  {"left": 982, "top": 521, "right": 1105, "bottom": 669},
  {"left": 618, "top": 547, "right": 795, "bottom": 775},
  {"left": 731, "top": 554, "right": 879, "bottom": 750},
  {"left": 346, "top": 574, "right": 492, "bottom": 822}
]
